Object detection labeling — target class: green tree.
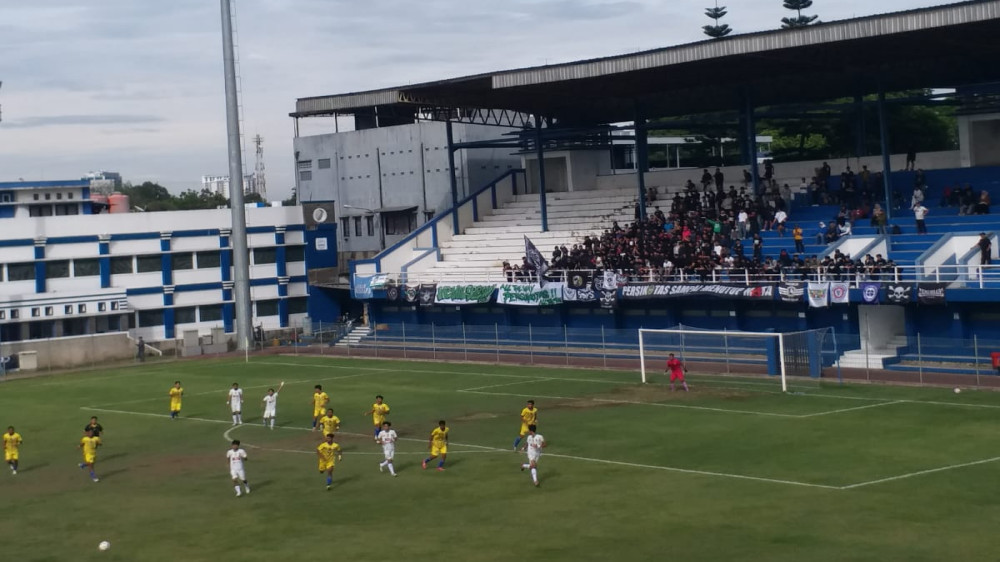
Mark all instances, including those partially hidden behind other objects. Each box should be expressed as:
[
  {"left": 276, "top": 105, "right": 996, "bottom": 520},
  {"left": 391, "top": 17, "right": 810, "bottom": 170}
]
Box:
[
  {"left": 703, "top": 2, "right": 732, "bottom": 39},
  {"left": 244, "top": 192, "right": 265, "bottom": 205},
  {"left": 781, "top": 0, "right": 818, "bottom": 28},
  {"left": 282, "top": 188, "right": 298, "bottom": 207},
  {"left": 119, "top": 181, "right": 176, "bottom": 212}
]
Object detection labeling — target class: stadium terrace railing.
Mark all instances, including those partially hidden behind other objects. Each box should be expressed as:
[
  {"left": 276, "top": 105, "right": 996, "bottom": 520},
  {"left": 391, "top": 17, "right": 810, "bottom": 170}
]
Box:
[{"left": 354, "top": 264, "right": 1000, "bottom": 288}]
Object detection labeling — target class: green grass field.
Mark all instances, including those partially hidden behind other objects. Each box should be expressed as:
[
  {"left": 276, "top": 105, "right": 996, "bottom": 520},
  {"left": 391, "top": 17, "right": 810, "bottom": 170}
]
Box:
[{"left": 3, "top": 355, "right": 1000, "bottom": 561}]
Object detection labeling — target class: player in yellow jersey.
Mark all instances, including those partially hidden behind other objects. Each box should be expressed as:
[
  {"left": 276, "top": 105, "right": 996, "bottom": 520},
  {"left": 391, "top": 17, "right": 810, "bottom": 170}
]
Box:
[
  {"left": 317, "top": 409, "right": 341, "bottom": 437},
  {"left": 363, "top": 395, "right": 390, "bottom": 439},
  {"left": 316, "top": 433, "right": 343, "bottom": 490},
  {"left": 422, "top": 420, "right": 449, "bottom": 471},
  {"left": 512, "top": 400, "right": 538, "bottom": 450},
  {"left": 311, "top": 385, "right": 329, "bottom": 430},
  {"left": 4, "top": 426, "right": 22, "bottom": 475},
  {"left": 169, "top": 381, "right": 184, "bottom": 419},
  {"left": 78, "top": 428, "right": 102, "bottom": 482}
]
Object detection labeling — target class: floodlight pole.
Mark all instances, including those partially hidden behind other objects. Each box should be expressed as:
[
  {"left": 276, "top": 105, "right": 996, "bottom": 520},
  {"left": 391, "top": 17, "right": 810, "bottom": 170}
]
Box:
[{"left": 220, "top": 0, "right": 253, "bottom": 351}]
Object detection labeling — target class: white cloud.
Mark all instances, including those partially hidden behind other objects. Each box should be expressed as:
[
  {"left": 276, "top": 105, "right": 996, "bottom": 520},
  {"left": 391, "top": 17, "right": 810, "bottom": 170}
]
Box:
[{"left": 0, "top": 0, "right": 946, "bottom": 199}]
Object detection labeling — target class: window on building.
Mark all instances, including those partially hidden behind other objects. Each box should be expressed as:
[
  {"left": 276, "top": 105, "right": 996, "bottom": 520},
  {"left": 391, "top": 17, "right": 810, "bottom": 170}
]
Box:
[
  {"left": 256, "top": 299, "right": 280, "bottom": 317},
  {"left": 74, "top": 259, "right": 100, "bottom": 277},
  {"left": 43, "top": 307, "right": 54, "bottom": 316},
  {"left": 354, "top": 216, "right": 362, "bottom": 237},
  {"left": 56, "top": 192, "right": 63, "bottom": 200},
  {"left": 78, "top": 304, "right": 87, "bottom": 314},
  {"left": 98, "top": 302, "right": 107, "bottom": 312},
  {"left": 0, "top": 311, "right": 5, "bottom": 320},
  {"left": 138, "top": 309, "right": 164, "bottom": 327},
  {"left": 0, "top": 193, "right": 12, "bottom": 203},
  {"left": 384, "top": 211, "right": 417, "bottom": 236},
  {"left": 47, "top": 260, "right": 70, "bottom": 279},
  {"left": 136, "top": 255, "right": 161, "bottom": 273},
  {"left": 68, "top": 192, "right": 74, "bottom": 199},
  {"left": 297, "top": 160, "right": 312, "bottom": 169},
  {"left": 253, "top": 247, "right": 277, "bottom": 265},
  {"left": 65, "top": 305, "right": 73, "bottom": 315},
  {"left": 424, "top": 210, "right": 435, "bottom": 222},
  {"left": 288, "top": 297, "right": 308, "bottom": 315},
  {"left": 318, "top": 158, "right": 331, "bottom": 169},
  {"left": 44, "top": 193, "right": 51, "bottom": 201},
  {"left": 286, "top": 245, "right": 305, "bottom": 263},
  {"left": 33, "top": 194, "right": 39, "bottom": 201},
  {"left": 299, "top": 171, "right": 312, "bottom": 182},
  {"left": 55, "top": 204, "right": 79, "bottom": 216},
  {"left": 29, "top": 206, "right": 53, "bottom": 217},
  {"left": 200, "top": 305, "right": 223, "bottom": 322},
  {"left": 366, "top": 216, "right": 375, "bottom": 237},
  {"left": 172, "top": 253, "right": 194, "bottom": 271},
  {"left": 111, "top": 257, "right": 134, "bottom": 275},
  {"left": 175, "top": 307, "right": 197, "bottom": 324},
  {"left": 340, "top": 218, "right": 350, "bottom": 239},
  {"left": 196, "top": 251, "right": 221, "bottom": 269},
  {"left": 9, "top": 309, "right": 19, "bottom": 319},
  {"left": 110, "top": 301, "right": 120, "bottom": 311},
  {"left": 8, "top": 263, "right": 35, "bottom": 281}
]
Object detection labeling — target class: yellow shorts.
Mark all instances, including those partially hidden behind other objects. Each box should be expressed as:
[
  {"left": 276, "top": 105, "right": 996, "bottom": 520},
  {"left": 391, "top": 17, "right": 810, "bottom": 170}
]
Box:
[
  {"left": 318, "top": 460, "right": 336, "bottom": 472},
  {"left": 4, "top": 451, "right": 17, "bottom": 462},
  {"left": 519, "top": 423, "right": 531, "bottom": 437},
  {"left": 83, "top": 454, "right": 96, "bottom": 464},
  {"left": 313, "top": 408, "right": 325, "bottom": 418},
  {"left": 431, "top": 444, "right": 447, "bottom": 456},
  {"left": 170, "top": 402, "right": 182, "bottom": 412}
]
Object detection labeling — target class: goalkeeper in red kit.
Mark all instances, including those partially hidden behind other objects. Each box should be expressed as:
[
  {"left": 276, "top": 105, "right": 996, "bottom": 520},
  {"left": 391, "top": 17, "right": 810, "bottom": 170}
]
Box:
[{"left": 665, "top": 353, "right": 689, "bottom": 392}]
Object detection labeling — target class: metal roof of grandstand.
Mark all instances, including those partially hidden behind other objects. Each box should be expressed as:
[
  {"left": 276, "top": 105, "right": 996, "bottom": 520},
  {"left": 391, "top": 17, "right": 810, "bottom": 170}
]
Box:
[{"left": 293, "top": 0, "right": 1000, "bottom": 124}]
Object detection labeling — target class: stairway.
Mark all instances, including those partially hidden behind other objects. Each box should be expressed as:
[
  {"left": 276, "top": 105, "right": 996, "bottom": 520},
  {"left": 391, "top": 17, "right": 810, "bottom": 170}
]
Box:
[
  {"left": 836, "top": 335, "right": 908, "bottom": 369},
  {"left": 334, "top": 326, "right": 371, "bottom": 348}
]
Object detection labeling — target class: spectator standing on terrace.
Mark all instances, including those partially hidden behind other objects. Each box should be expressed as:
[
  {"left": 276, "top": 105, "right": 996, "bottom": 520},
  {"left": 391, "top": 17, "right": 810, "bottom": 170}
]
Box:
[
  {"left": 976, "top": 190, "right": 991, "bottom": 215},
  {"left": 906, "top": 146, "right": 917, "bottom": 171},
  {"left": 793, "top": 225, "right": 804, "bottom": 253},
  {"left": 913, "top": 203, "right": 929, "bottom": 234},
  {"left": 872, "top": 205, "right": 888, "bottom": 235},
  {"left": 701, "top": 169, "right": 713, "bottom": 191},
  {"left": 714, "top": 168, "right": 724, "bottom": 191},
  {"left": 774, "top": 209, "right": 788, "bottom": 236},
  {"left": 976, "top": 233, "right": 992, "bottom": 265}
]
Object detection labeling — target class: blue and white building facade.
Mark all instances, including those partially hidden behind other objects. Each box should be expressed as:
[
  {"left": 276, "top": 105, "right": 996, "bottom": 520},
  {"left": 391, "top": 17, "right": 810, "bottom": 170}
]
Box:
[
  {"left": 0, "top": 201, "right": 338, "bottom": 343},
  {"left": 0, "top": 179, "right": 96, "bottom": 218}
]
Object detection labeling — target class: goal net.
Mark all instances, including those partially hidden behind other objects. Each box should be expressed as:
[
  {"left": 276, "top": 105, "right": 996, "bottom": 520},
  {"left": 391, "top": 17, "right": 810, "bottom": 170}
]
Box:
[{"left": 638, "top": 326, "right": 836, "bottom": 392}]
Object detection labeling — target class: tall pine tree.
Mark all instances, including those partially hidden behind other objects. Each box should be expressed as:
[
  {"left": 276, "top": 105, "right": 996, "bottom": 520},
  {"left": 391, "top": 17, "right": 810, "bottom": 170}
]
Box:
[
  {"left": 703, "top": 1, "right": 732, "bottom": 38},
  {"left": 781, "top": 0, "right": 818, "bottom": 28}
]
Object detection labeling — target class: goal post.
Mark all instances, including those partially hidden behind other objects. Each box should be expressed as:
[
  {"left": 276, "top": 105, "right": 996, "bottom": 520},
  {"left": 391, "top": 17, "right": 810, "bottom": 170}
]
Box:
[{"left": 638, "top": 327, "right": 835, "bottom": 392}]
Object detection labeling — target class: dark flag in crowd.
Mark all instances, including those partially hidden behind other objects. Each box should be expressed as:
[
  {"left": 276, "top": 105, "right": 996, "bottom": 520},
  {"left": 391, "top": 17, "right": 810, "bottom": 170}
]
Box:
[
  {"left": 404, "top": 285, "right": 419, "bottom": 304},
  {"left": 917, "top": 283, "right": 947, "bottom": 305},
  {"left": 778, "top": 282, "right": 804, "bottom": 303},
  {"left": 524, "top": 236, "right": 549, "bottom": 287},
  {"left": 886, "top": 284, "right": 912, "bottom": 304},
  {"left": 860, "top": 282, "right": 881, "bottom": 304},
  {"left": 418, "top": 284, "right": 437, "bottom": 306},
  {"left": 385, "top": 285, "right": 400, "bottom": 302}
]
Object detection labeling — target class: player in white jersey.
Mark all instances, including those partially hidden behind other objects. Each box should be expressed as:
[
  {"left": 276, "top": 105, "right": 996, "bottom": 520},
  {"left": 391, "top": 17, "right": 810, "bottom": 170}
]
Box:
[
  {"left": 376, "top": 421, "right": 398, "bottom": 476},
  {"left": 226, "top": 440, "right": 250, "bottom": 496},
  {"left": 519, "top": 424, "right": 546, "bottom": 487},
  {"left": 227, "top": 382, "right": 244, "bottom": 425},
  {"left": 261, "top": 382, "right": 285, "bottom": 429}
]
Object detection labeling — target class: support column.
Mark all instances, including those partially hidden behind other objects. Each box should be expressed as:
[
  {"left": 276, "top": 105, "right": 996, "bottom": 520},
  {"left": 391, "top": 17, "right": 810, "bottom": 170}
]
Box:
[
  {"left": 275, "top": 227, "right": 287, "bottom": 279},
  {"left": 98, "top": 235, "right": 111, "bottom": 289},
  {"left": 278, "top": 277, "right": 290, "bottom": 328},
  {"left": 160, "top": 232, "right": 173, "bottom": 287},
  {"left": 744, "top": 95, "right": 761, "bottom": 196},
  {"left": 163, "top": 286, "right": 176, "bottom": 340},
  {"left": 220, "top": 229, "right": 234, "bottom": 333},
  {"left": 445, "top": 120, "right": 460, "bottom": 236},
  {"left": 535, "top": 115, "right": 549, "bottom": 233},
  {"left": 635, "top": 107, "right": 649, "bottom": 221},
  {"left": 34, "top": 237, "right": 46, "bottom": 294},
  {"left": 877, "top": 86, "right": 894, "bottom": 222}
]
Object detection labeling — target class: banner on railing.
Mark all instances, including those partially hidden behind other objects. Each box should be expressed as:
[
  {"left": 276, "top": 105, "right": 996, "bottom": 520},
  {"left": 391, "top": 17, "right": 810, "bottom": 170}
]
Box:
[
  {"left": 434, "top": 284, "right": 498, "bottom": 305},
  {"left": 564, "top": 286, "right": 598, "bottom": 302},
  {"left": 620, "top": 283, "right": 774, "bottom": 301},
  {"left": 496, "top": 283, "right": 563, "bottom": 306},
  {"left": 353, "top": 275, "right": 375, "bottom": 300},
  {"left": 403, "top": 285, "right": 419, "bottom": 304},
  {"left": 418, "top": 284, "right": 437, "bottom": 306},
  {"left": 599, "top": 289, "right": 618, "bottom": 309},
  {"left": 370, "top": 274, "right": 389, "bottom": 290},
  {"left": 886, "top": 284, "right": 912, "bottom": 304},
  {"left": 830, "top": 282, "right": 850, "bottom": 305},
  {"left": 918, "top": 283, "right": 947, "bottom": 305},
  {"left": 385, "top": 285, "right": 400, "bottom": 302},
  {"left": 807, "top": 282, "right": 830, "bottom": 308},
  {"left": 778, "top": 282, "right": 804, "bottom": 303},
  {"left": 861, "top": 282, "right": 881, "bottom": 304}
]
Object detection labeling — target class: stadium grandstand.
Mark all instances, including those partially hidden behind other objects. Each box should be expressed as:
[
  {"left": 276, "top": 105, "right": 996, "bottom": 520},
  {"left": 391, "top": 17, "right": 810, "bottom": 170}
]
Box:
[{"left": 292, "top": 0, "right": 1000, "bottom": 380}]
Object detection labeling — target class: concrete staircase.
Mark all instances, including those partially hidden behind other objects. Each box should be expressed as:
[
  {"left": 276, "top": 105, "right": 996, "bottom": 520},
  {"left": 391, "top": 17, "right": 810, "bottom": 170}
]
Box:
[
  {"left": 837, "top": 335, "right": 908, "bottom": 369},
  {"left": 417, "top": 188, "right": 637, "bottom": 283},
  {"left": 335, "top": 326, "right": 371, "bottom": 348}
]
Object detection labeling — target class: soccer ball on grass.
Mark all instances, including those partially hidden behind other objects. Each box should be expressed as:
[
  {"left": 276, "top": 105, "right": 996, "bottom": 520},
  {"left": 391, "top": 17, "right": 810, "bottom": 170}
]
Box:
[{"left": 99, "top": 541, "right": 111, "bottom": 551}]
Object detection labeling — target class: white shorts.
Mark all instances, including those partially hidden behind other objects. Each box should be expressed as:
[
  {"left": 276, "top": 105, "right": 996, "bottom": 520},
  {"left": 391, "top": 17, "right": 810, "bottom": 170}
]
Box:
[
  {"left": 382, "top": 446, "right": 395, "bottom": 460},
  {"left": 264, "top": 408, "right": 276, "bottom": 418},
  {"left": 231, "top": 403, "right": 242, "bottom": 413},
  {"left": 527, "top": 451, "right": 541, "bottom": 463},
  {"left": 230, "top": 468, "right": 246, "bottom": 481}
]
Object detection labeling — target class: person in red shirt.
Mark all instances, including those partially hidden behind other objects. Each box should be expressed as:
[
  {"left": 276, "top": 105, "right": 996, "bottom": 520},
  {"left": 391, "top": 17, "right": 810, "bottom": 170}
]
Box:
[{"left": 665, "top": 353, "right": 689, "bottom": 392}]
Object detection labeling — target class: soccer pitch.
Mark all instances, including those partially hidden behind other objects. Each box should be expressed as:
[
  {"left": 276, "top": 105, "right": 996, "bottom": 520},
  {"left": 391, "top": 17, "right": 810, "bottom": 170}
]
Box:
[{"left": 3, "top": 356, "right": 1000, "bottom": 561}]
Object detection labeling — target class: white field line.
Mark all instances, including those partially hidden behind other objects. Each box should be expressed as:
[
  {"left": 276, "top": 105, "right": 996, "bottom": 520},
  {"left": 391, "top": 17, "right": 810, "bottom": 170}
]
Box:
[
  {"left": 88, "top": 372, "right": 377, "bottom": 409},
  {"left": 458, "top": 378, "right": 552, "bottom": 392},
  {"left": 797, "top": 400, "right": 906, "bottom": 418},
  {"left": 85, "top": 405, "right": 833, "bottom": 490},
  {"left": 840, "top": 456, "right": 1000, "bottom": 490},
  {"left": 461, "top": 390, "right": 802, "bottom": 418}
]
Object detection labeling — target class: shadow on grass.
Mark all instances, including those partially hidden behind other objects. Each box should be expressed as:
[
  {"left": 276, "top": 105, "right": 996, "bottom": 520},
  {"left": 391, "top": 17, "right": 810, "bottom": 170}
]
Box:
[
  {"left": 16, "top": 462, "right": 49, "bottom": 474},
  {"left": 101, "top": 452, "right": 128, "bottom": 462},
  {"left": 100, "top": 468, "right": 129, "bottom": 479}
]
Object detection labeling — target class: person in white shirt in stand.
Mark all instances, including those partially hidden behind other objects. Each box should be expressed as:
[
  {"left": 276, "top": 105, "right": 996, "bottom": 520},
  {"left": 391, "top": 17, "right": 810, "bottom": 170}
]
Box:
[
  {"left": 227, "top": 382, "right": 244, "bottom": 426},
  {"left": 376, "top": 421, "right": 398, "bottom": 476},
  {"left": 261, "top": 382, "right": 284, "bottom": 430},
  {"left": 914, "top": 203, "right": 929, "bottom": 234},
  {"left": 226, "top": 440, "right": 250, "bottom": 497},
  {"left": 519, "top": 425, "right": 546, "bottom": 487},
  {"left": 737, "top": 210, "right": 749, "bottom": 240}
]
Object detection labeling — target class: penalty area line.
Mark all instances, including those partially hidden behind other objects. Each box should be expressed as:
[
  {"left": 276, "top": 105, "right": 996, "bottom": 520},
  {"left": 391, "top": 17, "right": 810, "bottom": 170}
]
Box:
[{"left": 841, "top": 456, "right": 1000, "bottom": 490}]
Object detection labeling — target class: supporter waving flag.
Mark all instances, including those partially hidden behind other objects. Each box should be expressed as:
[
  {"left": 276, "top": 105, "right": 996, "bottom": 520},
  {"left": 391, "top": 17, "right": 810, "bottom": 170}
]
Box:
[{"left": 524, "top": 236, "right": 550, "bottom": 287}]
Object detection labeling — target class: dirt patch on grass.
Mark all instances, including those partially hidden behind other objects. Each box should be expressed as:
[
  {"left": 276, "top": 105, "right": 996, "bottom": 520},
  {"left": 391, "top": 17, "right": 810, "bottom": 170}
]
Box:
[
  {"left": 545, "top": 384, "right": 758, "bottom": 412},
  {"left": 453, "top": 412, "right": 499, "bottom": 422}
]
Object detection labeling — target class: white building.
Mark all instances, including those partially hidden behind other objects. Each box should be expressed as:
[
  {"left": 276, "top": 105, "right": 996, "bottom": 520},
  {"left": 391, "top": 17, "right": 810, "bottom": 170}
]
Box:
[{"left": 202, "top": 174, "right": 257, "bottom": 199}]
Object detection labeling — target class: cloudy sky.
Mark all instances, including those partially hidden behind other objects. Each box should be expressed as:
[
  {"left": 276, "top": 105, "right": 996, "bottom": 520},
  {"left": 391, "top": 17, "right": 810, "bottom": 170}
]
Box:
[{"left": 0, "top": 0, "right": 944, "bottom": 200}]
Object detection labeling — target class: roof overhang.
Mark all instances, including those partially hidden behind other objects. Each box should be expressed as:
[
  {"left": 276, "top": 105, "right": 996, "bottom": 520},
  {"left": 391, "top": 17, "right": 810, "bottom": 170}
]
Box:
[{"left": 293, "top": 1, "right": 1000, "bottom": 124}]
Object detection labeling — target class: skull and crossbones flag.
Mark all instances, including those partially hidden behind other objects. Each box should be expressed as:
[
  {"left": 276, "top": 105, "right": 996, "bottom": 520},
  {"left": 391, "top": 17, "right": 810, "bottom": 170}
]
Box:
[{"left": 886, "top": 284, "right": 912, "bottom": 304}]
